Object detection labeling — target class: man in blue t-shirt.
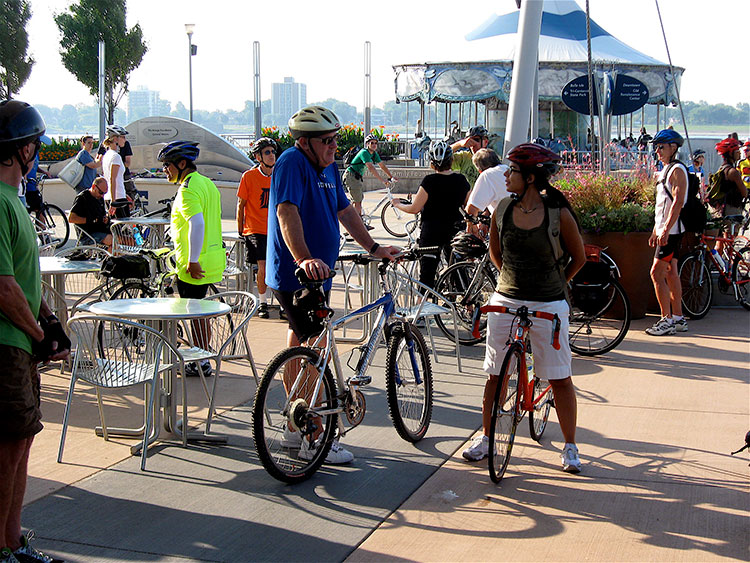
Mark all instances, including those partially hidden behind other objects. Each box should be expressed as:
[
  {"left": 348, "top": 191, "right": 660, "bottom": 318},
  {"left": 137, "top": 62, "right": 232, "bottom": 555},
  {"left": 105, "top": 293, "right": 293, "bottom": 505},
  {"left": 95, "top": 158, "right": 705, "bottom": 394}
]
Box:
[
  {"left": 266, "top": 106, "right": 399, "bottom": 465},
  {"left": 75, "top": 135, "right": 100, "bottom": 193}
]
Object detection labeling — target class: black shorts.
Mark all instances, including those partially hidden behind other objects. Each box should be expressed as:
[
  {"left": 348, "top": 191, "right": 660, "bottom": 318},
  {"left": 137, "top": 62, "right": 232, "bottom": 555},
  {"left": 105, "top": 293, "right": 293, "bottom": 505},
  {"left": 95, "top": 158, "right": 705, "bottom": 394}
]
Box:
[
  {"left": 0, "top": 345, "right": 43, "bottom": 441},
  {"left": 655, "top": 233, "right": 683, "bottom": 262},
  {"left": 244, "top": 233, "right": 267, "bottom": 264},
  {"left": 25, "top": 190, "right": 42, "bottom": 212},
  {"left": 176, "top": 278, "right": 210, "bottom": 299},
  {"left": 272, "top": 288, "right": 331, "bottom": 341}
]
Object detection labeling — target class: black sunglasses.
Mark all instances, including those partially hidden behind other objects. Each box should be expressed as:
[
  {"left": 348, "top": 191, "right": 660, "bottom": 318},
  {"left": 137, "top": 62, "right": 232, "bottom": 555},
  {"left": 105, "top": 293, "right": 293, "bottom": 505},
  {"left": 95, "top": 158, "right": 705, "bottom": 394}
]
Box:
[{"left": 314, "top": 135, "right": 339, "bottom": 146}]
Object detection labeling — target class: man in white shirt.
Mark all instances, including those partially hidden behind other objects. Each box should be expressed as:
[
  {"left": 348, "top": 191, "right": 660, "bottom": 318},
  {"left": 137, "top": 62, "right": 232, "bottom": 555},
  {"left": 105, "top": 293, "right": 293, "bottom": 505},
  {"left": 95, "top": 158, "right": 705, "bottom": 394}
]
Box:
[{"left": 465, "top": 148, "right": 508, "bottom": 237}]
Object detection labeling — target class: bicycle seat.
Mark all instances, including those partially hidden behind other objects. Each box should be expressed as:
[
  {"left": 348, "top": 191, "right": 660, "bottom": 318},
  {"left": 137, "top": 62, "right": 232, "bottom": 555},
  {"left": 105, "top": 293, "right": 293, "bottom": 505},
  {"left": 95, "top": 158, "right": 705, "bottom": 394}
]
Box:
[{"left": 295, "top": 267, "right": 336, "bottom": 287}]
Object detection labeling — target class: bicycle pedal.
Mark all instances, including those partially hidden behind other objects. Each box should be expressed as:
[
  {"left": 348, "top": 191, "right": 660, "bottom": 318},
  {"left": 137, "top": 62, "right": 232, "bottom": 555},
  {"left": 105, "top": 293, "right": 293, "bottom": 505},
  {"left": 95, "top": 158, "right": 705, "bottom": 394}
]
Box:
[{"left": 348, "top": 375, "right": 372, "bottom": 386}]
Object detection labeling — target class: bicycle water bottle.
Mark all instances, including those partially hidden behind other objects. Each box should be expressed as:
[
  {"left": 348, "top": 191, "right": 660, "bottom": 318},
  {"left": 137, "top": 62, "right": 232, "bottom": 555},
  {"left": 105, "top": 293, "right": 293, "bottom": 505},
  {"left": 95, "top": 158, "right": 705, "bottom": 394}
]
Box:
[
  {"left": 710, "top": 248, "right": 727, "bottom": 272},
  {"left": 133, "top": 227, "right": 144, "bottom": 246},
  {"left": 526, "top": 352, "right": 535, "bottom": 380}
]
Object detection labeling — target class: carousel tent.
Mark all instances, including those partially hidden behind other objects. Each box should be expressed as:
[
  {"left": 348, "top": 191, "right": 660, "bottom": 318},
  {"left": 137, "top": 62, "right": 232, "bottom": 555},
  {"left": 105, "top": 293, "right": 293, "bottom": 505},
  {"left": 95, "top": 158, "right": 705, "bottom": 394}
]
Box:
[{"left": 393, "top": 0, "right": 683, "bottom": 107}]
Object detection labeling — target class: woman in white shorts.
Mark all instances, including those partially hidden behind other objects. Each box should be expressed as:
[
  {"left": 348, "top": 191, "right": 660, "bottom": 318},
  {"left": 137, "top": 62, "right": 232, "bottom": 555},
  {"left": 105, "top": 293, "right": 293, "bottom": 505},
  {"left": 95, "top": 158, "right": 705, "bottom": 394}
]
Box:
[{"left": 461, "top": 143, "right": 586, "bottom": 473}]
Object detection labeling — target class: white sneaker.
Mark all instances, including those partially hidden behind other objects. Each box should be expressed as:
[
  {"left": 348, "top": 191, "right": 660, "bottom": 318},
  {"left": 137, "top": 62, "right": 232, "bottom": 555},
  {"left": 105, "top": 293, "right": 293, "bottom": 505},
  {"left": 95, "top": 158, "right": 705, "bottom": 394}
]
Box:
[
  {"left": 299, "top": 438, "right": 354, "bottom": 465},
  {"left": 462, "top": 434, "right": 489, "bottom": 461},
  {"left": 645, "top": 316, "right": 675, "bottom": 336},
  {"left": 561, "top": 443, "right": 582, "bottom": 473},
  {"left": 280, "top": 426, "right": 302, "bottom": 448},
  {"left": 673, "top": 318, "right": 688, "bottom": 332}
]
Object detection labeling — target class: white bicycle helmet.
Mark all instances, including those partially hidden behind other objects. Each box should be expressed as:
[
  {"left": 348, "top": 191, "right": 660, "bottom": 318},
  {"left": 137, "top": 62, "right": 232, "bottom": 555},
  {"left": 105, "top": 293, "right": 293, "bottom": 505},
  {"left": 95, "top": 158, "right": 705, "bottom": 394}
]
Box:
[
  {"left": 105, "top": 125, "right": 129, "bottom": 137},
  {"left": 428, "top": 139, "right": 452, "bottom": 166},
  {"left": 288, "top": 106, "right": 341, "bottom": 139}
]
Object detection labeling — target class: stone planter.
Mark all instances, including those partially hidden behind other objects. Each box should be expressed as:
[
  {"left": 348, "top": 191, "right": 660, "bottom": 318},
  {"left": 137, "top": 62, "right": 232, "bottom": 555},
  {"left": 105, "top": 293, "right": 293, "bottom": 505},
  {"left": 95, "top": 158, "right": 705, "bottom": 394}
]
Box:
[{"left": 582, "top": 231, "right": 657, "bottom": 319}]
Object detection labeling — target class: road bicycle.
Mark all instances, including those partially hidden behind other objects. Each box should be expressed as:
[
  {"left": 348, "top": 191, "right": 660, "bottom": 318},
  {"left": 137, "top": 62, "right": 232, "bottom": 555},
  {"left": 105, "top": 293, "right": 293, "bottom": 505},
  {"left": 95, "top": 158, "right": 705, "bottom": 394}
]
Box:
[
  {"left": 29, "top": 173, "right": 70, "bottom": 249},
  {"left": 361, "top": 180, "right": 417, "bottom": 238},
  {"left": 472, "top": 303, "right": 562, "bottom": 483},
  {"left": 679, "top": 215, "right": 750, "bottom": 318},
  {"left": 252, "top": 250, "right": 434, "bottom": 483},
  {"left": 568, "top": 245, "right": 631, "bottom": 356}
]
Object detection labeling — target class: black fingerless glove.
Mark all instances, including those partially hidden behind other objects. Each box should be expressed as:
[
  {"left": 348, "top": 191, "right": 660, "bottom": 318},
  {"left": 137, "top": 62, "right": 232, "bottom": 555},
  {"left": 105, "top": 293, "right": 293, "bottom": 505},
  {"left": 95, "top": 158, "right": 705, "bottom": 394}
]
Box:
[
  {"left": 31, "top": 335, "right": 52, "bottom": 362},
  {"left": 44, "top": 321, "right": 72, "bottom": 355}
]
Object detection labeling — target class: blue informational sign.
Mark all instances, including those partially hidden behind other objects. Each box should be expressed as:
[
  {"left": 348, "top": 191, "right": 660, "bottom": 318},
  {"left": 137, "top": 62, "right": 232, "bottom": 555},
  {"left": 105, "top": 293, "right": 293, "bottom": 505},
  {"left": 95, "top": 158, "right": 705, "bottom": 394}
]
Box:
[{"left": 561, "top": 74, "right": 649, "bottom": 116}]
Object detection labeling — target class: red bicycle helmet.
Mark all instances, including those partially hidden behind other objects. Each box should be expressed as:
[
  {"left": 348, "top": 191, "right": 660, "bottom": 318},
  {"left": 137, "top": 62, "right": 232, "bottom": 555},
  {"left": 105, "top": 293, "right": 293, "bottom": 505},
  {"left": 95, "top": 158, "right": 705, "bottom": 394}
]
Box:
[
  {"left": 715, "top": 137, "right": 741, "bottom": 155},
  {"left": 507, "top": 142, "right": 561, "bottom": 168}
]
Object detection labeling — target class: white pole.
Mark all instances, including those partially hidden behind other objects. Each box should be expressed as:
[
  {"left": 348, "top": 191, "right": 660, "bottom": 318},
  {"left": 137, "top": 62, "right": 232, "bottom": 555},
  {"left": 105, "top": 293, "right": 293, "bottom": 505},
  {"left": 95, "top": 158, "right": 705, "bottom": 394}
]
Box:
[
  {"left": 364, "top": 41, "right": 372, "bottom": 135},
  {"left": 503, "top": 0, "right": 543, "bottom": 156},
  {"left": 253, "top": 41, "right": 261, "bottom": 139},
  {"left": 98, "top": 41, "right": 105, "bottom": 138},
  {"left": 530, "top": 66, "right": 539, "bottom": 140}
]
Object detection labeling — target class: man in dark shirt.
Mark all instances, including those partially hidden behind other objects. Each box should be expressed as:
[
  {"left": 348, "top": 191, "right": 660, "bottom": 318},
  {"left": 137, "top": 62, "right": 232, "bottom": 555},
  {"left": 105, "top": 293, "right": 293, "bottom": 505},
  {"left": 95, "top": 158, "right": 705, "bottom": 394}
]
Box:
[{"left": 69, "top": 176, "right": 112, "bottom": 250}]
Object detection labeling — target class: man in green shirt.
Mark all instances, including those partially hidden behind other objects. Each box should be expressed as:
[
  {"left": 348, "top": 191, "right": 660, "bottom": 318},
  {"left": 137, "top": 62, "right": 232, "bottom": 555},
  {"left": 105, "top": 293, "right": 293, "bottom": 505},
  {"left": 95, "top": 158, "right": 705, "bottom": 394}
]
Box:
[
  {"left": 0, "top": 100, "right": 69, "bottom": 563},
  {"left": 342, "top": 134, "right": 397, "bottom": 216},
  {"left": 158, "top": 141, "right": 226, "bottom": 377}
]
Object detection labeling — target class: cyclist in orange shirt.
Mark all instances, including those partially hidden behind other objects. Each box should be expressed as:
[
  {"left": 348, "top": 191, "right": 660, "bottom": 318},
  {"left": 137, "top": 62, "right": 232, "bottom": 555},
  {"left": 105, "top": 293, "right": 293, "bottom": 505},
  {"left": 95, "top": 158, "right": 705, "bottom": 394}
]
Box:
[{"left": 237, "top": 137, "right": 278, "bottom": 319}]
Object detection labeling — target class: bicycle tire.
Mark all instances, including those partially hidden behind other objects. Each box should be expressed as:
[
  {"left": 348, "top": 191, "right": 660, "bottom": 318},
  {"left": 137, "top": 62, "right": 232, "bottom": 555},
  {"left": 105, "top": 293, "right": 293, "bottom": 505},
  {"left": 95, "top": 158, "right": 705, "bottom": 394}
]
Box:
[
  {"left": 569, "top": 278, "right": 631, "bottom": 356},
  {"left": 434, "top": 261, "right": 495, "bottom": 345},
  {"left": 40, "top": 203, "right": 70, "bottom": 248},
  {"left": 488, "top": 344, "right": 522, "bottom": 483},
  {"left": 528, "top": 377, "right": 552, "bottom": 441},
  {"left": 96, "top": 281, "right": 153, "bottom": 355},
  {"left": 730, "top": 245, "right": 750, "bottom": 310},
  {"left": 252, "top": 346, "right": 337, "bottom": 484},
  {"left": 381, "top": 200, "right": 414, "bottom": 238},
  {"left": 679, "top": 252, "right": 713, "bottom": 319},
  {"left": 385, "top": 323, "right": 433, "bottom": 442}
]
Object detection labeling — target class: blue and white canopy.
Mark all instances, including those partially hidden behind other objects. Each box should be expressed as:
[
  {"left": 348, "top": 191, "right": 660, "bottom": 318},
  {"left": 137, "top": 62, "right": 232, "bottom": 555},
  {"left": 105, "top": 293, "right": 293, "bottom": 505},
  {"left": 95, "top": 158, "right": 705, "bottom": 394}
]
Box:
[{"left": 394, "top": 0, "right": 683, "bottom": 106}]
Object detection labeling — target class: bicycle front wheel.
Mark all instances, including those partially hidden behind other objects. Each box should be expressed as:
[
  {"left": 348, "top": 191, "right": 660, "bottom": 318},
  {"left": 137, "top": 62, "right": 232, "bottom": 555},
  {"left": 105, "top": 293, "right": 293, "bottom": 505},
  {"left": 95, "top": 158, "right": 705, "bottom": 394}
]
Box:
[
  {"left": 385, "top": 323, "right": 433, "bottom": 442},
  {"left": 381, "top": 200, "right": 414, "bottom": 238},
  {"left": 489, "top": 344, "right": 522, "bottom": 483},
  {"left": 569, "top": 278, "right": 631, "bottom": 356},
  {"left": 731, "top": 245, "right": 750, "bottom": 310},
  {"left": 252, "top": 346, "right": 337, "bottom": 484},
  {"left": 40, "top": 204, "right": 70, "bottom": 248},
  {"left": 528, "top": 377, "right": 552, "bottom": 441},
  {"left": 679, "top": 252, "right": 713, "bottom": 319},
  {"left": 434, "top": 261, "right": 495, "bottom": 345}
]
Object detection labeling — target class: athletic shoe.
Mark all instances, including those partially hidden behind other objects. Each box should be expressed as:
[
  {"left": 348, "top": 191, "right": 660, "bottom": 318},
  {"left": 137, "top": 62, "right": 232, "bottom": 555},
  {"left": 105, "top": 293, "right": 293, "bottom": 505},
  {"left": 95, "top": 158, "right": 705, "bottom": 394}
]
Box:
[
  {"left": 13, "top": 531, "right": 63, "bottom": 563},
  {"left": 561, "top": 443, "right": 582, "bottom": 474},
  {"left": 645, "top": 316, "right": 675, "bottom": 336},
  {"left": 1, "top": 548, "right": 20, "bottom": 563},
  {"left": 365, "top": 224, "right": 375, "bottom": 231},
  {"left": 298, "top": 438, "right": 354, "bottom": 465},
  {"left": 257, "top": 303, "right": 269, "bottom": 319},
  {"left": 280, "top": 426, "right": 302, "bottom": 448},
  {"left": 184, "top": 360, "right": 213, "bottom": 378},
  {"left": 462, "top": 434, "right": 489, "bottom": 461},
  {"left": 673, "top": 318, "right": 688, "bottom": 332},
  {"left": 279, "top": 308, "right": 287, "bottom": 321}
]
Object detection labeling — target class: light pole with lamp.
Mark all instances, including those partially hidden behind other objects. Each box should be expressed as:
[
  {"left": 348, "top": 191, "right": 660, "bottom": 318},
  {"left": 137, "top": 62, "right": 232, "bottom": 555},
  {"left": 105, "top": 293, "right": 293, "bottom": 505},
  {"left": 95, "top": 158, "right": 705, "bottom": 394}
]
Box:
[{"left": 185, "top": 24, "right": 196, "bottom": 121}]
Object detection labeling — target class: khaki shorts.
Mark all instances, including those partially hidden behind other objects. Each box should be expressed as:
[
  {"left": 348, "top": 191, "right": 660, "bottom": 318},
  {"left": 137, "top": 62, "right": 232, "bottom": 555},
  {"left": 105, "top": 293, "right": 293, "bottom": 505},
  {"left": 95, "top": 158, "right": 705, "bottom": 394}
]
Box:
[
  {"left": 483, "top": 293, "right": 572, "bottom": 381},
  {"left": 342, "top": 168, "right": 364, "bottom": 203},
  {"left": 0, "top": 345, "right": 43, "bottom": 441}
]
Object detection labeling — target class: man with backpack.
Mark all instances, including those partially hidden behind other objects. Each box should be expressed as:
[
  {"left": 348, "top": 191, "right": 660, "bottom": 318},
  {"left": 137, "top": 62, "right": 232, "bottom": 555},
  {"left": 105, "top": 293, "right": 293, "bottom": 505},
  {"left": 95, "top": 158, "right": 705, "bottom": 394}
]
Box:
[
  {"left": 709, "top": 138, "right": 747, "bottom": 218},
  {"left": 342, "top": 134, "right": 396, "bottom": 217},
  {"left": 646, "top": 129, "right": 689, "bottom": 336}
]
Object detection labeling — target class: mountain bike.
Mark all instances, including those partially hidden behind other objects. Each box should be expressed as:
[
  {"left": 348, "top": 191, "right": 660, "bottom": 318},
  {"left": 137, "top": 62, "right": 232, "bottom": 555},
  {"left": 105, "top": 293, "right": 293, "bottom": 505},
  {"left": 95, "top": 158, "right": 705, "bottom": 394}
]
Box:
[
  {"left": 252, "top": 250, "right": 434, "bottom": 483},
  {"left": 30, "top": 173, "right": 70, "bottom": 249},
  {"left": 472, "top": 304, "right": 562, "bottom": 483},
  {"left": 361, "top": 180, "right": 417, "bottom": 238},
  {"left": 568, "top": 245, "right": 631, "bottom": 356},
  {"left": 679, "top": 215, "right": 750, "bottom": 318}
]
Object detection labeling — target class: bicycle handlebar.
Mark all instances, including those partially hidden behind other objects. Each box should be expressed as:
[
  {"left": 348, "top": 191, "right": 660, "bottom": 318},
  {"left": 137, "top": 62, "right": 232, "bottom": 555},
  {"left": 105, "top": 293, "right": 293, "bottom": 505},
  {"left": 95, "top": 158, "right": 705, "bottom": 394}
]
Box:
[
  {"left": 459, "top": 207, "right": 492, "bottom": 226},
  {"left": 471, "top": 304, "right": 561, "bottom": 350}
]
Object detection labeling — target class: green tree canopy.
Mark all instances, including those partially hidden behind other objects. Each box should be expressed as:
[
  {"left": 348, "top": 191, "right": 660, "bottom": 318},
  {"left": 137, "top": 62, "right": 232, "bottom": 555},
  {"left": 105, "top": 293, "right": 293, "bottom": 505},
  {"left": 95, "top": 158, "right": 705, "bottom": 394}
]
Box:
[
  {"left": 0, "top": 0, "right": 34, "bottom": 100},
  {"left": 55, "top": 0, "right": 147, "bottom": 123}
]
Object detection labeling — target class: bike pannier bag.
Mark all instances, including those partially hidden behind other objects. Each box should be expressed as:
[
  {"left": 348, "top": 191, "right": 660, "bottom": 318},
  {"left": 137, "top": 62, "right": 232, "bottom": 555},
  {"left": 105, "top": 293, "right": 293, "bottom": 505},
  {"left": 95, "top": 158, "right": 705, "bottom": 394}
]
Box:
[
  {"left": 570, "top": 261, "right": 612, "bottom": 315},
  {"left": 100, "top": 255, "right": 151, "bottom": 280}
]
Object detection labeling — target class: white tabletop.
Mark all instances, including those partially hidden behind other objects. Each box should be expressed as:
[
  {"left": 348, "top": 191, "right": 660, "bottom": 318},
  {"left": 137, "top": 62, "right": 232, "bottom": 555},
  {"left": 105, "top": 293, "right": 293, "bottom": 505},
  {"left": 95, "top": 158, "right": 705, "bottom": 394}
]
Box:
[
  {"left": 112, "top": 216, "right": 171, "bottom": 226},
  {"left": 39, "top": 256, "right": 102, "bottom": 275},
  {"left": 222, "top": 230, "right": 243, "bottom": 242},
  {"left": 88, "top": 297, "right": 230, "bottom": 320}
]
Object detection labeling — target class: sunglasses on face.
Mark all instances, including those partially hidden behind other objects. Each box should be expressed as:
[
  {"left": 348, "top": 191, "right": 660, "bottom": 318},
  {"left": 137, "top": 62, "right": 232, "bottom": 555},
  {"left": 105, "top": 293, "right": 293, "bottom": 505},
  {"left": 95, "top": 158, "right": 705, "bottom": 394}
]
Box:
[
  {"left": 314, "top": 135, "right": 339, "bottom": 146},
  {"left": 260, "top": 148, "right": 276, "bottom": 156},
  {"left": 655, "top": 144, "right": 670, "bottom": 151},
  {"left": 508, "top": 166, "right": 522, "bottom": 174},
  {"left": 162, "top": 162, "right": 172, "bottom": 170}
]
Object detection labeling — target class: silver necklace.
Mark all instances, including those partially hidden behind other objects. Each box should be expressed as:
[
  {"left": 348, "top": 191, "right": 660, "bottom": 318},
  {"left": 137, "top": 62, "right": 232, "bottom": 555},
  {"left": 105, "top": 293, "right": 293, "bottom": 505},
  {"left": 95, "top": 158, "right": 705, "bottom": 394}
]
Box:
[{"left": 518, "top": 203, "right": 539, "bottom": 214}]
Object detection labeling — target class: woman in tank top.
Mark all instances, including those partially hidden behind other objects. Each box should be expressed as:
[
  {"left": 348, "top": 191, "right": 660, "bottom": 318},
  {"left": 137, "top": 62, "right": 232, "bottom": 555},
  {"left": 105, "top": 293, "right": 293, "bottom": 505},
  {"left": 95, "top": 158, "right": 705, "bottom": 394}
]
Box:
[{"left": 461, "top": 143, "right": 586, "bottom": 474}]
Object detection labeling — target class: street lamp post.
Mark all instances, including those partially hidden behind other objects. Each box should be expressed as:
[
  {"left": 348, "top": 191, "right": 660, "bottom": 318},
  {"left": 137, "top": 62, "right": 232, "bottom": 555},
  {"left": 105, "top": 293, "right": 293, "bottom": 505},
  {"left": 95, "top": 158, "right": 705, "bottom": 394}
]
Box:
[{"left": 185, "top": 24, "right": 195, "bottom": 121}]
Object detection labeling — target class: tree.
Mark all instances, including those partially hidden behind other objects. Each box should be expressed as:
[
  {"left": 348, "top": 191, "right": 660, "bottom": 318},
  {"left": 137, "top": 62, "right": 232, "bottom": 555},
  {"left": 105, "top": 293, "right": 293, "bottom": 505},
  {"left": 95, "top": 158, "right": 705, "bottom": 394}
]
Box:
[
  {"left": 0, "top": 0, "right": 34, "bottom": 99},
  {"left": 55, "top": 0, "right": 147, "bottom": 123}
]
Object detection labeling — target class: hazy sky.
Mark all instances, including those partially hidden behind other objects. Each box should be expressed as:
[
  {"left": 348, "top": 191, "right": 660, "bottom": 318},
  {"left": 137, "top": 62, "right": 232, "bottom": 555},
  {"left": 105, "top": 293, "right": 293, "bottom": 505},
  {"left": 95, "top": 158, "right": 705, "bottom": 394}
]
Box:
[{"left": 16, "top": 0, "right": 748, "bottom": 113}]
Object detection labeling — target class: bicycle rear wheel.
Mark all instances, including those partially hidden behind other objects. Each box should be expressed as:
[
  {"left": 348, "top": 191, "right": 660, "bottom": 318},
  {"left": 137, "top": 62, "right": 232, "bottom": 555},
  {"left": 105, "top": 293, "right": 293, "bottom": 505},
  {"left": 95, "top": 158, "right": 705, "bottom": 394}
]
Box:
[
  {"left": 569, "top": 278, "right": 631, "bottom": 356},
  {"left": 252, "top": 346, "right": 337, "bottom": 484},
  {"left": 39, "top": 204, "right": 70, "bottom": 248},
  {"left": 434, "top": 261, "right": 495, "bottom": 345},
  {"left": 528, "top": 377, "right": 552, "bottom": 441},
  {"left": 381, "top": 200, "right": 414, "bottom": 238},
  {"left": 731, "top": 245, "right": 750, "bottom": 310},
  {"left": 385, "top": 323, "right": 433, "bottom": 442},
  {"left": 489, "top": 344, "right": 522, "bottom": 483},
  {"left": 679, "top": 252, "right": 713, "bottom": 319}
]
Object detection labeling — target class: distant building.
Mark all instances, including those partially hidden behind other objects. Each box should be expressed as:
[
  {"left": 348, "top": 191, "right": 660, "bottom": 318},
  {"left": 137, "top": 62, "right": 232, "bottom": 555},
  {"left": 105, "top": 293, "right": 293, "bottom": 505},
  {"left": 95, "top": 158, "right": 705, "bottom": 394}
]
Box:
[
  {"left": 127, "top": 87, "right": 170, "bottom": 122},
  {"left": 271, "top": 77, "right": 307, "bottom": 118}
]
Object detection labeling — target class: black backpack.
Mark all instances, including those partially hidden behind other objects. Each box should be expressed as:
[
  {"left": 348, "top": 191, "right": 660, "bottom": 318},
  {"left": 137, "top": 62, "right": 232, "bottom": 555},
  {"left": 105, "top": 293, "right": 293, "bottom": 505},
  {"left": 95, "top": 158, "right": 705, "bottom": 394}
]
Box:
[
  {"left": 663, "top": 161, "right": 707, "bottom": 233},
  {"left": 343, "top": 146, "right": 361, "bottom": 167}
]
